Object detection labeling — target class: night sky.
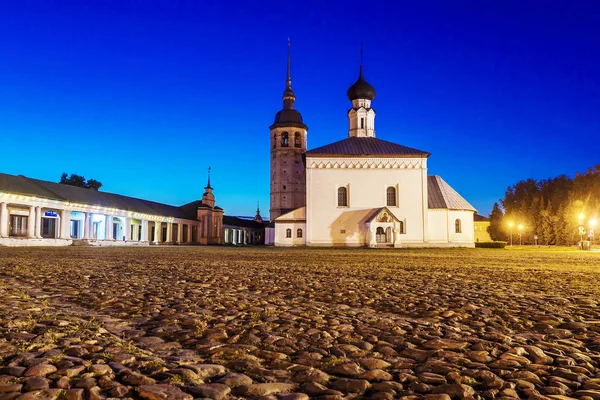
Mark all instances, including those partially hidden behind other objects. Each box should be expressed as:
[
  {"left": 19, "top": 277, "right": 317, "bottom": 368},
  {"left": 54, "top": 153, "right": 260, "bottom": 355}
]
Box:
[{"left": 1, "top": 1, "right": 599, "bottom": 217}]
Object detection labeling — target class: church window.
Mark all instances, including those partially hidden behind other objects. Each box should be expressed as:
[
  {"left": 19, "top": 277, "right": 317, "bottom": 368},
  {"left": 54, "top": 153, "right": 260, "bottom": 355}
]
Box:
[
  {"left": 360, "top": 118, "right": 364, "bottom": 129},
  {"left": 281, "top": 132, "right": 289, "bottom": 147},
  {"left": 337, "top": 186, "right": 348, "bottom": 207},
  {"left": 297, "top": 228, "right": 302, "bottom": 238},
  {"left": 286, "top": 228, "right": 292, "bottom": 238},
  {"left": 273, "top": 133, "right": 276, "bottom": 148},
  {"left": 294, "top": 132, "right": 301, "bottom": 147},
  {"left": 386, "top": 186, "right": 397, "bottom": 206},
  {"left": 455, "top": 219, "right": 462, "bottom": 233},
  {"left": 399, "top": 220, "right": 405, "bottom": 234},
  {"left": 283, "top": 185, "right": 286, "bottom": 190}
]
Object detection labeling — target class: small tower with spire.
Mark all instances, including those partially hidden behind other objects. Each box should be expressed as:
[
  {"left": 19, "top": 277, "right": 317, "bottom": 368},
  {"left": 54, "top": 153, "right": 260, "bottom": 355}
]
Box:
[
  {"left": 269, "top": 40, "right": 308, "bottom": 221},
  {"left": 347, "top": 43, "right": 377, "bottom": 138},
  {"left": 253, "top": 201, "right": 263, "bottom": 223},
  {"left": 201, "top": 166, "right": 215, "bottom": 208}
]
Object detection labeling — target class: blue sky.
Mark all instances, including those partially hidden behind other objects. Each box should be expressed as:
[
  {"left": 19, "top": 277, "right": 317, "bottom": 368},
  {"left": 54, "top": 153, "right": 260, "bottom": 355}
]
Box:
[{"left": 1, "top": 1, "right": 599, "bottom": 216}]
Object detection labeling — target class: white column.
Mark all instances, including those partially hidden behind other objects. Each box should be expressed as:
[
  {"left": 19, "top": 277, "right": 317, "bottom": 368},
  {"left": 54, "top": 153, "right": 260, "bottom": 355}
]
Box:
[
  {"left": 166, "top": 222, "right": 172, "bottom": 243},
  {"left": 141, "top": 220, "right": 148, "bottom": 242},
  {"left": 177, "top": 223, "right": 183, "bottom": 243},
  {"left": 0, "top": 202, "right": 8, "bottom": 238},
  {"left": 122, "top": 217, "right": 130, "bottom": 241},
  {"left": 105, "top": 215, "right": 112, "bottom": 240},
  {"left": 155, "top": 222, "right": 161, "bottom": 243},
  {"left": 35, "top": 206, "right": 42, "bottom": 238},
  {"left": 60, "top": 209, "right": 70, "bottom": 239},
  {"left": 28, "top": 206, "right": 36, "bottom": 238},
  {"left": 83, "top": 212, "right": 90, "bottom": 239}
]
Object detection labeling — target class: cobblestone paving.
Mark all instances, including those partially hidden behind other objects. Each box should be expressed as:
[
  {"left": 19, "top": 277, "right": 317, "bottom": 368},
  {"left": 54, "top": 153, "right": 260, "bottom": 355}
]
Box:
[{"left": 0, "top": 246, "right": 599, "bottom": 400}]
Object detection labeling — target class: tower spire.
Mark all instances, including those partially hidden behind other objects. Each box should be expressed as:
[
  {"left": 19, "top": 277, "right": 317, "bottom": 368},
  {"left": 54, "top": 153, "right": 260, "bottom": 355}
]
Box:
[
  {"left": 282, "top": 38, "right": 295, "bottom": 110},
  {"left": 286, "top": 38, "right": 292, "bottom": 90},
  {"left": 206, "top": 166, "right": 212, "bottom": 189},
  {"left": 360, "top": 41, "right": 364, "bottom": 77}
]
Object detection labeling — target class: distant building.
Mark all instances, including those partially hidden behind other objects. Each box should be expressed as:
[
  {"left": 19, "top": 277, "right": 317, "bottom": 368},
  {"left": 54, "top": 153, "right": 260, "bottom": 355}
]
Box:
[
  {"left": 474, "top": 213, "right": 492, "bottom": 242},
  {"left": 270, "top": 47, "right": 476, "bottom": 247},
  {"left": 0, "top": 171, "right": 223, "bottom": 246},
  {"left": 222, "top": 206, "right": 269, "bottom": 245}
]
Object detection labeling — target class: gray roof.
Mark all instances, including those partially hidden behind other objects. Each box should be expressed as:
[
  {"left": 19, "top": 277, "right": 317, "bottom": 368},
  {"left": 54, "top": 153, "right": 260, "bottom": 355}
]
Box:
[
  {"left": 306, "top": 137, "right": 429, "bottom": 158},
  {"left": 0, "top": 172, "right": 210, "bottom": 220},
  {"left": 428, "top": 175, "right": 476, "bottom": 211}
]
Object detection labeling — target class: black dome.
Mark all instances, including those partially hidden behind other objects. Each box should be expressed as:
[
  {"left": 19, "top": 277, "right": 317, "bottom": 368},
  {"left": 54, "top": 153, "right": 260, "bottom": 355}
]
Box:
[
  {"left": 347, "top": 67, "right": 376, "bottom": 101},
  {"left": 270, "top": 109, "right": 307, "bottom": 130},
  {"left": 274, "top": 109, "right": 303, "bottom": 125}
]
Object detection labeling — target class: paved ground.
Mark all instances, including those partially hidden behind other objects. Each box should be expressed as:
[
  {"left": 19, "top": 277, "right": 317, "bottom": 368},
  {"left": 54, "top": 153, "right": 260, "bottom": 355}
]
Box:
[{"left": 0, "top": 246, "right": 599, "bottom": 400}]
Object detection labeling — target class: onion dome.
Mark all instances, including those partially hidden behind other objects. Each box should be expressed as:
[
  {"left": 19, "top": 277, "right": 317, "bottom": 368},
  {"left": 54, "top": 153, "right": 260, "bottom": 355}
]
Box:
[{"left": 347, "top": 65, "right": 376, "bottom": 101}]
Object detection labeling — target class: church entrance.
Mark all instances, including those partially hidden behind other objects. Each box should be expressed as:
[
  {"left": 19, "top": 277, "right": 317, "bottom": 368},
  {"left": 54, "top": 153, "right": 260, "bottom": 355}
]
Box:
[{"left": 376, "top": 227, "right": 386, "bottom": 243}]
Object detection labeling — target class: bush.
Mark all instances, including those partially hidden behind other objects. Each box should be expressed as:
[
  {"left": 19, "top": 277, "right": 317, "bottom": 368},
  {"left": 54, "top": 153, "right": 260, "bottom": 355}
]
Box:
[{"left": 475, "top": 241, "right": 507, "bottom": 248}]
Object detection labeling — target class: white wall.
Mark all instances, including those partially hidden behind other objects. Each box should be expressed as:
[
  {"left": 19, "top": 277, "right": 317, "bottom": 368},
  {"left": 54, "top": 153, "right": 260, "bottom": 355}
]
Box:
[
  {"left": 428, "top": 209, "right": 475, "bottom": 246},
  {"left": 306, "top": 156, "right": 428, "bottom": 246},
  {"left": 275, "top": 222, "right": 306, "bottom": 246}
]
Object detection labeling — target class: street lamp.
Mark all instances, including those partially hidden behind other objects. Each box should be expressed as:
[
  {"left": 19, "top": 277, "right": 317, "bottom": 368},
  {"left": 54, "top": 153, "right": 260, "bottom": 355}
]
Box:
[
  {"left": 578, "top": 213, "right": 585, "bottom": 249},
  {"left": 508, "top": 221, "right": 514, "bottom": 246},
  {"left": 518, "top": 224, "right": 523, "bottom": 246}
]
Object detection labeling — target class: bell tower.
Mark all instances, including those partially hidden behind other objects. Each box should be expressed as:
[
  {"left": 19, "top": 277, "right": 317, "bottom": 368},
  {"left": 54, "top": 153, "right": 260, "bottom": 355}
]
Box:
[
  {"left": 347, "top": 44, "right": 377, "bottom": 138},
  {"left": 269, "top": 40, "right": 308, "bottom": 221}
]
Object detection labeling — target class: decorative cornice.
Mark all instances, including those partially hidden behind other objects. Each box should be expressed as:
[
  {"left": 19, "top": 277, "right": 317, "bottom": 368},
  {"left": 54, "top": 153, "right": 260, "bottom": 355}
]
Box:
[{"left": 307, "top": 157, "right": 426, "bottom": 170}]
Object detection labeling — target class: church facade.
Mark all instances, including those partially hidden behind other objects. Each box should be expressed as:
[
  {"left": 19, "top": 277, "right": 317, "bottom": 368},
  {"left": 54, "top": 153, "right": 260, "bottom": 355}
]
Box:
[{"left": 272, "top": 51, "right": 476, "bottom": 247}]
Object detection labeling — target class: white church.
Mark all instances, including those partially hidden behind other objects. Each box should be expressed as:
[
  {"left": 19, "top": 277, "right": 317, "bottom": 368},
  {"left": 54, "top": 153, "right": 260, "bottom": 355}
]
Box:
[{"left": 270, "top": 47, "right": 476, "bottom": 247}]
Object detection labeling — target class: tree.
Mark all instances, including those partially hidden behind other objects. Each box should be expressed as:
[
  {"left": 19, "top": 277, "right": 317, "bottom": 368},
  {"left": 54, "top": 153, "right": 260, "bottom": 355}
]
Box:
[
  {"left": 59, "top": 173, "right": 103, "bottom": 191},
  {"left": 487, "top": 202, "right": 505, "bottom": 241}
]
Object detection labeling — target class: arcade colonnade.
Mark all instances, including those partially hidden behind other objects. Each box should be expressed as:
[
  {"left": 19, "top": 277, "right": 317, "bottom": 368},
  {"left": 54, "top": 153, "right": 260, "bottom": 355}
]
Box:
[{"left": 0, "top": 194, "right": 214, "bottom": 246}]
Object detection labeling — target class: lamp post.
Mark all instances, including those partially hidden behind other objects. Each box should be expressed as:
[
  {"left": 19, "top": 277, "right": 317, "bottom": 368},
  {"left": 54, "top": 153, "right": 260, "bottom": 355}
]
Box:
[
  {"left": 578, "top": 213, "right": 585, "bottom": 249},
  {"left": 518, "top": 224, "right": 523, "bottom": 246},
  {"left": 508, "top": 221, "right": 514, "bottom": 247}
]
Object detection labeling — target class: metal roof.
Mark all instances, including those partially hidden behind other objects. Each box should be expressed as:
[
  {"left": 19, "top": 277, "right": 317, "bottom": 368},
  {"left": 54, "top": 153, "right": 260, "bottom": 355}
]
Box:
[
  {"left": 306, "top": 137, "right": 429, "bottom": 158},
  {"left": 0, "top": 172, "right": 208, "bottom": 220},
  {"left": 428, "top": 175, "right": 476, "bottom": 211}
]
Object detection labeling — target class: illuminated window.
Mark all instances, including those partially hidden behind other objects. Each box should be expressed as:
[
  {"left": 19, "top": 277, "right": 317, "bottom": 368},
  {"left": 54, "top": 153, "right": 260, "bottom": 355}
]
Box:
[
  {"left": 337, "top": 186, "right": 348, "bottom": 207},
  {"left": 281, "top": 132, "right": 289, "bottom": 147},
  {"left": 455, "top": 219, "right": 462, "bottom": 233},
  {"left": 297, "top": 228, "right": 302, "bottom": 238},
  {"left": 294, "top": 132, "right": 301, "bottom": 147},
  {"left": 386, "top": 186, "right": 396, "bottom": 206},
  {"left": 286, "top": 228, "right": 292, "bottom": 238}
]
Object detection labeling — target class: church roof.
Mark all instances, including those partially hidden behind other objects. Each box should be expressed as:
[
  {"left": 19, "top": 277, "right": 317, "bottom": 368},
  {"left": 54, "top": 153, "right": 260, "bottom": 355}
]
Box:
[
  {"left": 306, "top": 137, "right": 429, "bottom": 158},
  {"left": 0, "top": 172, "right": 213, "bottom": 220},
  {"left": 428, "top": 175, "right": 476, "bottom": 211}
]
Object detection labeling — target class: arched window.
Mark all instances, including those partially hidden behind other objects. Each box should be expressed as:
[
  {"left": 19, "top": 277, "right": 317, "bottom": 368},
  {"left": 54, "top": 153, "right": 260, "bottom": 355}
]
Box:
[
  {"left": 360, "top": 117, "right": 365, "bottom": 129},
  {"left": 399, "top": 221, "right": 405, "bottom": 234},
  {"left": 294, "top": 132, "right": 301, "bottom": 148},
  {"left": 455, "top": 219, "right": 462, "bottom": 233},
  {"left": 337, "top": 186, "right": 348, "bottom": 207},
  {"left": 297, "top": 228, "right": 303, "bottom": 238},
  {"left": 281, "top": 132, "right": 289, "bottom": 147},
  {"left": 273, "top": 133, "right": 277, "bottom": 149},
  {"left": 386, "top": 186, "right": 397, "bottom": 206},
  {"left": 285, "top": 228, "right": 292, "bottom": 238}
]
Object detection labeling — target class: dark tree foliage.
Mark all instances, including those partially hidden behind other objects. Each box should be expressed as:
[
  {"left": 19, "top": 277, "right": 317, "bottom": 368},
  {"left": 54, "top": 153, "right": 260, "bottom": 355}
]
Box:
[
  {"left": 59, "top": 173, "right": 103, "bottom": 191},
  {"left": 491, "top": 165, "right": 600, "bottom": 245},
  {"left": 487, "top": 202, "right": 505, "bottom": 241}
]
